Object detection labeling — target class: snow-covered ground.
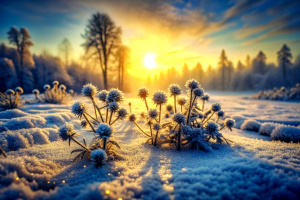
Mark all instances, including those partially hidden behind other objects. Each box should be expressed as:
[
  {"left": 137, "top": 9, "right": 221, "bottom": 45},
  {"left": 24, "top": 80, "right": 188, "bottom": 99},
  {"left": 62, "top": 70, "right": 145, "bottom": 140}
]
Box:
[{"left": 0, "top": 92, "right": 300, "bottom": 200}]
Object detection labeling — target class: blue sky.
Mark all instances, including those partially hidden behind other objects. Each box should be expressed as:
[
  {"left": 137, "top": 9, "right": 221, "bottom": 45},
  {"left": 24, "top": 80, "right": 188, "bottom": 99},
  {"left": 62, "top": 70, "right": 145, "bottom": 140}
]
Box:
[{"left": 0, "top": 0, "right": 300, "bottom": 70}]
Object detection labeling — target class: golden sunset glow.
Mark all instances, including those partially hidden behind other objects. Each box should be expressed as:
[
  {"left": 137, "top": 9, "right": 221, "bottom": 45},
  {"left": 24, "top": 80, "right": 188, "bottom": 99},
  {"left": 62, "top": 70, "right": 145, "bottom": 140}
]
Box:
[{"left": 143, "top": 53, "right": 157, "bottom": 69}]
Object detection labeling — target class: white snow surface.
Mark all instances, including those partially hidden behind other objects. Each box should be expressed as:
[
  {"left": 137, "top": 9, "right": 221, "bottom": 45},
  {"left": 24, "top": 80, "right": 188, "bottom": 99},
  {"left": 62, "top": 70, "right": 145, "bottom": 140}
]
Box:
[{"left": 0, "top": 92, "right": 300, "bottom": 200}]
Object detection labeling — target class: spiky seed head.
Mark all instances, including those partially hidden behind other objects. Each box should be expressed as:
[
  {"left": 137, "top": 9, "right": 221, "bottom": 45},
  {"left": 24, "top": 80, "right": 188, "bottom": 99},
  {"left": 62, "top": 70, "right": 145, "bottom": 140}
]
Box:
[
  {"left": 60, "top": 84, "right": 66, "bottom": 91},
  {"left": 166, "top": 104, "right": 173, "bottom": 112},
  {"left": 153, "top": 123, "right": 161, "bottom": 131},
  {"left": 211, "top": 102, "right": 221, "bottom": 112},
  {"left": 172, "top": 113, "right": 186, "bottom": 124},
  {"left": 6, "top": 89, "right": 15, "bottom": 95},
  {"left": 32, "top": 89, "right": 40, "bottom": 95},
  {"left": 129, "top": 114, "right": 136, "bottom": 122},
  {"left": 96, "top": 123, "right": 113, "bottom": 138},
  {"left": 43, "top": 84, "right": 50, "bottom": 90},
  {"left": 82, "top": 83, "right": 98, "bottom": 99},
  {"left": 58, "top": 123, "right": 74, "bottom": 141},
  {"left": 224, "top": 118, "right": 235, "bottom": 131},
  {"left": 69, "top": 89, "right": 74, "bottom": 94},
  {"left": 97, "top": 90, "right": 108, "bottom": 102},
  {"left": 106, "top": 88, "right": 124, "bottom": 103},
  {"left": 15, "top": 87, "right": 23, "bottom": 94},
  {"left": 53, "top": 81, "right": 59, "bottom": 85},
  {"left": 198, "top": 112, "right": 204, "bottom": 119},
  {"left": 91, "top": 149, "right": 107, "bottom": 166},
  {"left": 177, "top": 96, "right": 187, "bottom": 106},
  {"left": 193, "top": 88, "right": 204, "bottom": 97},
  {"left": 205, "top": 121, "right": 220, "bottom": 133},
  {"left": 152, "top": 91, "right": 168, "bottom": 105},
  {"left": 168, "top": 84, "right": 182, "bottom": 96},
  {"left": 218, "top": 110, "right": 225, "bottom": 117},
  {"left": 117, "top": 108, "right": 128, "bottom": 119},
  {"left": 201, "top": 93, "right": 210, "bottom": 101},
  {"left": 138, "top": 88, "right": 149, "bottom": 99},
  {"left": 81, "top": 120, "right": 87, "bottom": 128},
  {"left": 148, "top": 109, "right": 159, "bottom": 119},
  {"left": 71, "top": 101, "right": 87, "bottom": 117},
  {"left": 185, "top": 79, "right": 199, "bottom": 90},
  {"left": 108, "top": 102, "right": 119, "bottom": 112}
]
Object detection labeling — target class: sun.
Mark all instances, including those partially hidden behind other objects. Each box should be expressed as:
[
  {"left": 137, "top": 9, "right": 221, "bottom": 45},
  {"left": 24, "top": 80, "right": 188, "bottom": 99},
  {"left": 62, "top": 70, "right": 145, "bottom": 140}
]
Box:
[{"left": 144, "top": 53, "right": 157, "bottom": 69}]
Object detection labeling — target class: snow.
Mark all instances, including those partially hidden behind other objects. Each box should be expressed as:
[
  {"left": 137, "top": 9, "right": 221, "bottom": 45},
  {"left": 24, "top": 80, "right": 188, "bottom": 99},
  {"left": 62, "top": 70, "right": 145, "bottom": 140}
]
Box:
[
  {"left": 0, "top": 92, "right": 300, "bottom": 199},
  {"left": 271, "top": 125, "right": 300, "bottom": 143}
]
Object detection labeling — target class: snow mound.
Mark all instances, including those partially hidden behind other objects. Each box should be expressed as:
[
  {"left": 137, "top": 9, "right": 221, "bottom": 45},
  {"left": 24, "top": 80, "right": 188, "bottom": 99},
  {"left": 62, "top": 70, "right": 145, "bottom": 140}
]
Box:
[
  {"left": 44, "top": 113, "right": 73, "bottom": 127},
  {"left": 271, "top": 125, "right": 300, "bottom": 143},
  {"left": 241, "top": 120, "right": 261, "bottom": 132},
  {"left": 231, "top": 115, "right": 246, "bottom": 129},
  {"left": 0, "top": 109, "right": 28, "bottom": 119},
  {"left": 0, "top": 116, "right": 46, "bottom": 132},
  {"left": 259, "top": 122, "right": 280, "bottom": 136}
]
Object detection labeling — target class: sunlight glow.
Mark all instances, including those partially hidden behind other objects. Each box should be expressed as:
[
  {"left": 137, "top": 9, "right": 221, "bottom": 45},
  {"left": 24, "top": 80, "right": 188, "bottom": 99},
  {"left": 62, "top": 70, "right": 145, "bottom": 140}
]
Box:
[{"left": 144, "top": 53, "right": 157, "bottom": 69}]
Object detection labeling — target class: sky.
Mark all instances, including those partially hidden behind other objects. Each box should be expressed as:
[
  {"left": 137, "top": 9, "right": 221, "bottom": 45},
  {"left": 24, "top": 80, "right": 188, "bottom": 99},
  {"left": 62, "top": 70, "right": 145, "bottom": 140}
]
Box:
[{"left": 1, "top": 0, "right": 300, "bottom": 78}]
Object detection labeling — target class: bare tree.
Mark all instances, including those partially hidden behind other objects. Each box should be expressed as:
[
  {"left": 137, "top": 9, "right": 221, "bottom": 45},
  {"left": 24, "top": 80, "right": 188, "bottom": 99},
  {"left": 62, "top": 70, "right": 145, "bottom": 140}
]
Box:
[
  {"left": 7, "top": 27, "right": 33, "bottom": 87},
  {"left": 117, "top": 45, "right": 130, "bottom": 90},
  {"left": 82, "top": 12, "right": 121, "bottom": 89},
  {"left": 218, "top": 49, "right": 228, "bottom": 91},
  {"left": 58, "top": 38, "right": 73, "bottom": 67},
  {"left": 277, "top": 44, "right": 292, "bottom": 85}
]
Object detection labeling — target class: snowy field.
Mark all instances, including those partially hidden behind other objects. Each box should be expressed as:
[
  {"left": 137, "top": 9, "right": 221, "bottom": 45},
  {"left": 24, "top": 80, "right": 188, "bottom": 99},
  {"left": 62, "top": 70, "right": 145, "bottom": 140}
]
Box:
[{"left": 0, "top": 92, "right": 300, "bottom": 200}]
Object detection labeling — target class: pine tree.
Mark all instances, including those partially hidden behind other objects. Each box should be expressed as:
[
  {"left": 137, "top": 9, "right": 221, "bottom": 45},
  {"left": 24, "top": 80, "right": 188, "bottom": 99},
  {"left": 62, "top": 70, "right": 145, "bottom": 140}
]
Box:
[
  {"left": 277, "top": 44, "right": 292, "bottom": 85},
  {"left": 256, "top": 51, "right": 266, "bottom": 74},
  {"left": 218, "top": 50, "right": 228, "bottom": 91}
]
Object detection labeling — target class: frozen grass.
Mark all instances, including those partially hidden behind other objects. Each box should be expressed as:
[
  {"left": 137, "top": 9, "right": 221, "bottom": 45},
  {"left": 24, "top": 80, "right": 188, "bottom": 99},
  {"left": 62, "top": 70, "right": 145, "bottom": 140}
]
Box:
[
  {"left": 271, "top": 125, "right": 300, "bottom": 143},
  {"left": 240, "top": 119, "right": 261, "bottom": 132},
  {"left": 259, "top": 122, "right": 280, "bottom": 136}
]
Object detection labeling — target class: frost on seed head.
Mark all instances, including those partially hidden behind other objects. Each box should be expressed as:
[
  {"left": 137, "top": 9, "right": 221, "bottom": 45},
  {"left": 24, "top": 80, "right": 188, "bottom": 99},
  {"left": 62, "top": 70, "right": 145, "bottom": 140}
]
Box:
[
  {"left": 129, "top": 114, "right": 136, "bottom": 122},
  {"left": 193, "top": 88, "right": 204, "bottom": 97},
  {"left": 32, "top": 89, "right": 40, "bottom": 95},
  {"left": 224, "top": 118, "right": 235, "bottom": 131},
  {"left": 218, "top": 110, "right": 225, "bottom": 117},
  {"left": 117, "top": 108, "right": 128, "bottom": 119},
  {"left": 152, "top": 91, "right": 168, "bottom": 105},
  {"left": 185, "top": 79, "right": 199, "bottom": 90},
  {"left": 43, "top": 84, "right": 50, "bottom": 90},
  {"left": 82, "top": 83, "right": 98, "bottom": 99},
  {"left": 60, "top": 84, "right": 66, "bottom": 91},
  {"left": 71, "top": 101, "right": 87, "bottom": 117},
  {"left": 205, "top": 121, "right": 220, "bottom": 133},
  {"left": 153, "top": 123, "right": 161, "bottom": 131},
  {"left": 108, "top": 102, "right": 119, "bottom": 112},
  {"left": 6, "top": 89, "right": 15, "bottom": 95},
  {"left": 96, "top": 123, "right": 113, "bottom": 138},
  {"left": 211, "top": 102, "right": 221, "bottom": 112},
  {"left": 166, "top": 104, "right": 173, "bottom": 112},
  {"left": 138, "top": 88, "right": 149, "bottom": 99},
  {"left": 91, "top": 149, "right": 107, "bottom": 166},
  {"left": 148, "top": 109, "right": 158, "bottom": 119},
  {"left": 201, "top": 93, "right": 210, "bottom": 101},
  {"left": 106, "top": 88, "right": 124, "bottom": 103},
  {"left": 53, "top": 81, "right": 59, "bottom": 85},
  {"left": 168, "top": 84, "right": 182, "bottom": 96},
  {"left": 15, "top": 87, "right": 23, "bottom": 94},
  {"left": 172, "top": 113, "right": 186, "bottom": 124},
  {"left": 97, "top": 90, "right": 108, "bottom": 102},
  {"left": 177, "top": 96, "right": 187, "bottom": 106},
  {"left": 58, "top": 123, "right": 74, "bottom": 141}
]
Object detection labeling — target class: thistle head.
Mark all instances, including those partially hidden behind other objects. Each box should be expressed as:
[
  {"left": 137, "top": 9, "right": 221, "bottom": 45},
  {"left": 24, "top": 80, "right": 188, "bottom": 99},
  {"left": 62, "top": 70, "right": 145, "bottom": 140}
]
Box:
[
  {"left": 217, "top": 110, "right": 225, "bottom": 117},
  {"left": 201, "top": 93, "right": 210, "bottom": 101},
  {"left": 81, "top": 120, "right": 87, "bottom": 128},
  {"left": 185, "top": 79, "right": 199, "bottom": 90},
  {"left": 198, "top": 112, "right": 204, "bottom": 119},
  {"left": 166, "top": 104, "right": 173, "bottom": 112},
  {"left": 108, "top": 102, "right": 119, "bottom": 112},
  {"left": 32, "top": 89, "right": 40, "bottom": 95},
  {"left": 97, "top": 90, "right": 108, "bottom": 102},
  {"left": 129, "top": 114, "right": 136, "bottom": 122},
  {"left": 71, "top": 101, "right": 87, "bottom": 117},
  {"left": 96, "top": 123, "right": 113, "bottom": 138},
  {"left": 205, "top": 121, "right": 220, "bottom": 133},
  {"left": 90, "top": 149, "right": 107, "bottom": 166},
  {"left": 15, "top": 87, "right": 23, "bottom": 94},
  {"left": 172, "top": 113, "right": 186, "bottom": 124},
  {"left": 153, "top": 123, "right": 161, "bottom": 131},
  {"left": 53, "top": 81, "right": 59, "bottom": 86},
  {"left": 69, "top": 89, "right": 74, "bottom": 94},
  {"left": 177, "top": 96, "right": 187, "bottom": 106},
  {"left": 168, "top": 84, "right": 182, "bottom": 96},
  {"left": 117, "top": 108, "right": 128, "bottom": 119},
  {"left": 60, "top": 84, "right": 66, "bottom": 91},
  {"left": 224, "top": 118, "right": 235, "bottom": 131},
  {"left": 193, "top": 88, "right": 204, "bottom": 97},
  {"left": 138, "top": 88, "right": 149, "bottom": 99},
  {"left": 106, "top": 88, "right": 124, "bottom": 103},
  {"left": 82, "top": 83, "right": 98, "bottom": 99},
  {"left": 43, "top": 84, "right": 50, "bottom": 90},
  {"left": 211, "top": 102, "right": 221, "bottom": 112},
  {"left": 58, "top": 123, "right": 75, "bottom": 141},
  {"left": 6, "top": 89, "right": 15, "bottom": 95},
  {"left": 152, "top": 91, "right": 168, "bottom": 105},
  {"left": 148, "top": 109, "right": 158, "bottom": 119}
]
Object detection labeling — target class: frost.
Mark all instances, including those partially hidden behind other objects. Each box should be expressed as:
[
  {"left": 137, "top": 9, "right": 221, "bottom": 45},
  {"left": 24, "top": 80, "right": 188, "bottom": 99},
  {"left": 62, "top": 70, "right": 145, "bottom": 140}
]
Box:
[
  {"left": 271, "top": 125, "right": 300, "bottom": 143},
  {"left": 259, "top": 122, "right": 280, "bottom": 136},
  {"left": 241, "top": 120, "right": 261, "bottom": 132}
]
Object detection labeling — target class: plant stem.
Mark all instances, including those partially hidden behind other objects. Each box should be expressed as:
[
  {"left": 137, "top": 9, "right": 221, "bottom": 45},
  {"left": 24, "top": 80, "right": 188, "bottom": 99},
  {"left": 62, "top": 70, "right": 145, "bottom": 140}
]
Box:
[
  {"left": 105, "top": 107, "right": 109, "bottom": 123},
  {"left": 110, "top": 116, "right": 119, "bottom": 125},
  {"left": 154, "top": 130, "right": 159, "bottom": 146},
  {"left": 216, "top": 116, "right": 220, "bottom": 123},
  {"left": 159, "top": 104, "right": 162, "bottom": 123},
  {"left": 202, "top": 111, "right": 215, "bottom": 126},
  {"left": 174, "top": 96, "right": 177, "bottom": 113},
  {"left": 109, "top": 111, "right": 113, "bottom": 124},
  {"left": 83, "top": 114, "right": 96, "bottom": 133},
  {"left": 72, "top": 138, "right": 90, "bottom": 152},
  {"left": 85, "top": 113, "right": 100, "bottom": 123},
  {"left": 144, "top": 98, "right": 149, "bottom": 111},
  {"left": 186, "top": 92, "right": 196, "bottom": 125},
  {"left": 181, "top": 105, "right": 183, "bottom": 112},
  {"left": 0, "top": 146, "right": 7, "bottom": 157},
  {"left": 8, "top": 94, "right": 12, "bottom": 108},
  {"left": 93, "top": 99, "right": 104, "bottom": 122},
  {"left": 202, "top": 100, "right": 205, "bottom": 111},
  {"left": 220, "top": 124, "right": 225, "bottom": 130},
  {"left": 92, "top": 99, "right": 97, "bottom": 120},
  {"left": 103, "top": 138, "right": 107, "bottom": 150},
  {"left": 133, "top": 121, "right": 151, "bottom": 137},
  {"left": 177, "top": 128, "right": 181, "bottom": 151}
]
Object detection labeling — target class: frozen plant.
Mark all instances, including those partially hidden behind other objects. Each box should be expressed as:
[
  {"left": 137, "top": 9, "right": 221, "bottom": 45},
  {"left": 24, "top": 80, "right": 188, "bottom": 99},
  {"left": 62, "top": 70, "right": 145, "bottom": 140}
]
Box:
[
  {"left": 32, "top": 89, "right": 40, "bottom": 100},
  {"left": 43, "top": 81, "right": 71, "bottom": 104},
  {"left": 138, "top": 87, "right": 150, "bottom": 110},
  {"left": 0, "top": 87, "right": 23, "bottom": 111},
  {"left": 201, "top": 93, "right": 210, "bottom": 111},
  {"left": 177, "top": 96, "right": 187, "bottom": 112},
  {"left": 90, "top": 149, "right": 107, "bottom": 166},
  {"left": 168, "top": 84, "right": 182, "bottom": 113}
]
